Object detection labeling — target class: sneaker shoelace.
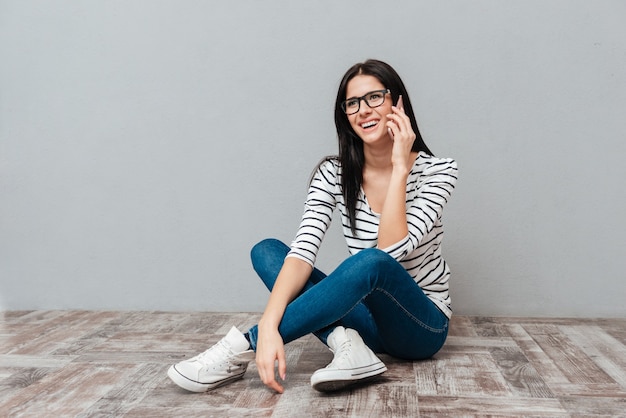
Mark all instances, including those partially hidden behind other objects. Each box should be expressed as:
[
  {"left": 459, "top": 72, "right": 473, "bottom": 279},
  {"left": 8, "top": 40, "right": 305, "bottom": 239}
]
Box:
[
  {"left": 330, "top": 338, "right": 353, "bottom": 367},
  {"left": 192, "top": 340, "right": 232, "bottom": 366}
]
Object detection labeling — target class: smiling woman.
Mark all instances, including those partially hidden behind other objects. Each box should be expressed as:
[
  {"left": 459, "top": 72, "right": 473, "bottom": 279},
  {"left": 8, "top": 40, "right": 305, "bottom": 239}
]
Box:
[{"left": 167, "top": 59, "right": 458, "bottom": 394}]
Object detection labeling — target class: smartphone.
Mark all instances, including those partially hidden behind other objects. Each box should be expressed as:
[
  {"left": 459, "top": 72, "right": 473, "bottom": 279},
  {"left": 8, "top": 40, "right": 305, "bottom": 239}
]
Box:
[
  {"left": 388, "top": 95, "right": 404, "bottom": 139},
  {"left": 396, "top": 95, "right": 404, "bottom": 111}
]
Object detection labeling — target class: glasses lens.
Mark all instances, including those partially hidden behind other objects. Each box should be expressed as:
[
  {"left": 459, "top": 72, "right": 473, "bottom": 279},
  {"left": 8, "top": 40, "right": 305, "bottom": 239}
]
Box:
[
  {"left": 365, "top": 90, "right": 386, "bottom": 108},
  {"left": 343, "top": 98, "right": 359, "bottom": 115}
]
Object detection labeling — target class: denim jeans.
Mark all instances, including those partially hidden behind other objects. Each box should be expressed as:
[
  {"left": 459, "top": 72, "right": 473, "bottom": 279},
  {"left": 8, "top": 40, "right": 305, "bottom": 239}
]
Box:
[{"left": 246, "top": 238, "right": 449, "bottom": 360}]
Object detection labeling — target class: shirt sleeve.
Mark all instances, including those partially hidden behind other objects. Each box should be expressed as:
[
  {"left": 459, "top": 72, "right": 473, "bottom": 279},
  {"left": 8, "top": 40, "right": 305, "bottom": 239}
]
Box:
[
  {"left": 379, "top": 157, "right": 458, "bottom": 261},
  {"left": 286, "top": 160, "right": 338, "bottom": 266}
]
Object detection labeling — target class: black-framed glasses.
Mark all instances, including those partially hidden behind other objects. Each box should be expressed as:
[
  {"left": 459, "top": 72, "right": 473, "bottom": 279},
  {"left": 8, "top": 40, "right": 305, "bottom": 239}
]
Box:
[{"left": 341, "top": 89, "right": 390, "bottom": 115}]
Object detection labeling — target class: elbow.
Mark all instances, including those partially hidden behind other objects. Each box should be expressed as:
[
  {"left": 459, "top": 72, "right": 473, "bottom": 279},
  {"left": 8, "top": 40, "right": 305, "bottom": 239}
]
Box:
[{"left": 377, "top": 234, "right": 412, "bottom": 260}]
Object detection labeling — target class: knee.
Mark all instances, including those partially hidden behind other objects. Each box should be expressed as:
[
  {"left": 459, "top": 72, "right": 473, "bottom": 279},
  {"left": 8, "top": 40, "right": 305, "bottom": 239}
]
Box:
[
  {"left": 353, "top": 248, "right": 395, "bottom": 269},
  {"left": 338, "top": 248, "right": 397, "bottom": 287},
  {"left": 251, "top": 238, "right": 285, "bottom": 258},
  {"left": 250, "top": 238, "right": 289, "bottom": 270}
]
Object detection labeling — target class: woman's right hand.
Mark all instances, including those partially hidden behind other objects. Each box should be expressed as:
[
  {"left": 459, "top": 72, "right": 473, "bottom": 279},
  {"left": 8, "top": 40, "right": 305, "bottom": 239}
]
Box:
[
  {"left": 255, "top": 325, "right": 287, "bottom": 393},
  {"left": 254, "top": 257, "right": 313, "bottom": 393}
]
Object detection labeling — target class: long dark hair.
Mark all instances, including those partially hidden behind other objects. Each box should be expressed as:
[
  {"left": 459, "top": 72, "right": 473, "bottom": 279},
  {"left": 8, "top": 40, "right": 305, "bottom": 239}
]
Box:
[{"left": 332, "top": 59, "right": 433, "bottom": 234}]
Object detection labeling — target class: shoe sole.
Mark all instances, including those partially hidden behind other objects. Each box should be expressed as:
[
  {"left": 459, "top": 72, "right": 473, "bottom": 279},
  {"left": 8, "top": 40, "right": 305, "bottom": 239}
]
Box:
[
  {"left": 311, "top": 362, "right": 387, "bottom": 392},
  {"left": 167, "top": 365, "right": 246, "bottom": 393}
]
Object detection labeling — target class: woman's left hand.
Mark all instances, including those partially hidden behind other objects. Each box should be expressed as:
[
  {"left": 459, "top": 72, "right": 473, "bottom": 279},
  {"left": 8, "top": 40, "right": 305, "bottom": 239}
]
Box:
[{"left": 386, "top": 104, "right": 416, "bottom": 173}]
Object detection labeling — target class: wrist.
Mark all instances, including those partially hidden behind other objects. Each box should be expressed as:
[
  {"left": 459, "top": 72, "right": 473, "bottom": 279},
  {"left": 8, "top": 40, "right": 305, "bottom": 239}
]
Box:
[
  {"left": 390, "top": 166, "right": 410, "bottom": 181},
  {"left": 258, "top": 315, "right": 280, "bottom": 331}
]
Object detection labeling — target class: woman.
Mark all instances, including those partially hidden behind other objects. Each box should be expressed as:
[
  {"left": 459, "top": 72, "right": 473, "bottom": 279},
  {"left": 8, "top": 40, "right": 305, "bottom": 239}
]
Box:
[{"left": 168, "top": 59, "right": 458, "bottom": 393}]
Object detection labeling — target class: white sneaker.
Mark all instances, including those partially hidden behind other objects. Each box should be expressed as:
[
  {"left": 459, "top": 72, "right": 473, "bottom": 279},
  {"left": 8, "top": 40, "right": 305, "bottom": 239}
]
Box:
[
  {"left": 310, "top": 326, "right": 387, "bottom": 392},
  {"left": 168, "top": 326, "right": 255, "bottom": 392}
]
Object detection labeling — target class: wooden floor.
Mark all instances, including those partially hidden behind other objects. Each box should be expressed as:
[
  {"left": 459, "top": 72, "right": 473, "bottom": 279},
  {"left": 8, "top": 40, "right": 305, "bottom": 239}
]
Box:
[{"left": 0, "top": 312, "right": 624, "bottom": 417}]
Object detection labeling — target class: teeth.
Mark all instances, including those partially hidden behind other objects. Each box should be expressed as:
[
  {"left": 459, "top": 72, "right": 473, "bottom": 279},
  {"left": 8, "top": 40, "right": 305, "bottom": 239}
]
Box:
[{"left": 361, "top": 121, "right": 377, "bottom": 129}]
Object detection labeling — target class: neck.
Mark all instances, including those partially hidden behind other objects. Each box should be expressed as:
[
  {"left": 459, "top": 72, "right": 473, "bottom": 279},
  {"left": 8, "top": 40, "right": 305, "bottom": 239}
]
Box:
[{"left": 363, "top": 143, "right": 393, "bottom": 171}]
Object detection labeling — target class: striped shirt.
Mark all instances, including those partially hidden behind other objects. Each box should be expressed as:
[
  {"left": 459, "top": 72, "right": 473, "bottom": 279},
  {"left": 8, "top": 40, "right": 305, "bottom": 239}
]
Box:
[{"left": 286, "top": 153, "right": 458, "bottom": 318}]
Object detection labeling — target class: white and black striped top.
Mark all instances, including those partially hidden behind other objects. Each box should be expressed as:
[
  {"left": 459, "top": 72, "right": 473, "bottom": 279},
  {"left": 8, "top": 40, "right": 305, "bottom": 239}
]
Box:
[{"left": 286, "top": 153, "right": 458, "bottom": 318}]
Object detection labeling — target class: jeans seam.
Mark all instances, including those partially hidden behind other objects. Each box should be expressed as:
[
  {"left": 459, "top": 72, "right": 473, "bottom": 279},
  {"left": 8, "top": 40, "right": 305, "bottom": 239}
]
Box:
[{"left": 372, "top": 288, "right": 448, "bottom": 334}]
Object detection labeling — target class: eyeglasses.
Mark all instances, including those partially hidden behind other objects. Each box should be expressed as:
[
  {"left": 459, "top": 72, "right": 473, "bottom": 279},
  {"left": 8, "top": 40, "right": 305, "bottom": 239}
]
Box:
[{"left": 341, "top": 89, "right": 390, "bottom": 115}]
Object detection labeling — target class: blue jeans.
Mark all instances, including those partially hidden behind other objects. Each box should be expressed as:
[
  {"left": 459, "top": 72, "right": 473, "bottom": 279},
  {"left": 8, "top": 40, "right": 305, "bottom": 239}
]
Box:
[{"left": 246, "top": 239, "right": 449, "bottom": 360}]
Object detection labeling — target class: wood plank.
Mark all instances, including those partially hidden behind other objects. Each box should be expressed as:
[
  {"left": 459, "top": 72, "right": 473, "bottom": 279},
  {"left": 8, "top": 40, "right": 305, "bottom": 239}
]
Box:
[
  {"left": 0, "top": 354, "right": 73, "bottom": 368},
  {"left": 488, "top": 346, "right": 555, "bottom": 398},
  {"left": 418, "top": 395, "right": 569, "bottom": 416},
  {"left": 0, "top": 362, "right": 140, "bottom": 416},
  {"left": 524, "top": 324, "right": 616, "bottom": 386},
  {"left": 560, "top": 324, "right": 626, "bottom": 391},
  {"left": 80, "top": 363, "right": 167, "bottom": 416},
  {"left": 2, "top": 311, "right": 121, "bottom": 355},
  {"left": 560, "top": 395, "right": 626, "bottom": 417},
  {"left": 414, "top": 351, "right": 512, "bottom": 397},
  {"left": 506, "top": 323, "right": 572, "bottom": 389}
]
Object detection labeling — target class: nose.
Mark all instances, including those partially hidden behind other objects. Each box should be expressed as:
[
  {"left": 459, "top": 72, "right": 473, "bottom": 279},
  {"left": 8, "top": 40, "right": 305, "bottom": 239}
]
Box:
[{"left": 357, "top": 98, "right": 373, "bottom": 115}]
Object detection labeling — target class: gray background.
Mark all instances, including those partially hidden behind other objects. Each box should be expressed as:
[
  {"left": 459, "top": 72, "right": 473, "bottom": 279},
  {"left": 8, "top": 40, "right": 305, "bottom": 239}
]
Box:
[{"left": 1, "top": 1, "right": 625, "bottom": 317}]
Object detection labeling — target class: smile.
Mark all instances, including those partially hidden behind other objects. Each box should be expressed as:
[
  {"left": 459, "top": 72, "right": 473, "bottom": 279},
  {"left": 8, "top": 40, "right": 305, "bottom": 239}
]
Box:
[{"left": 361, "top": 120, "right": 378, "bottom": 129}]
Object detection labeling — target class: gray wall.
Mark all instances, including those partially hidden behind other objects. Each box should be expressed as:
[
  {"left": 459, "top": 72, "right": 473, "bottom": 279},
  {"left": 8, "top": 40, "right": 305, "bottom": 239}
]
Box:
[{"left": 1, "top": 1, "right": 625, "bottom": 317}]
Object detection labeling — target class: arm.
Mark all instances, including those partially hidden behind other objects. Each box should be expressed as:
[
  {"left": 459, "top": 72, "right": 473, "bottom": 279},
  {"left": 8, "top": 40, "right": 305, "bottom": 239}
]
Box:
[
  {"left": 255, "top": 161, "right": 337, "bottom": 393},
  {"left": 381, "top": 158, "right": 458, "bottom": 260},
  {"left": 377, "top": 103, "right": 416, "bottom": 248},
  {"left": 256, "top": 257, "right": 312, "bottom": 393},
  {"left": 380, "top": 105, "right": 458, "bottom": 256},
  {"left": 377, "top": 168, "right": 411, "bottom": 249}
]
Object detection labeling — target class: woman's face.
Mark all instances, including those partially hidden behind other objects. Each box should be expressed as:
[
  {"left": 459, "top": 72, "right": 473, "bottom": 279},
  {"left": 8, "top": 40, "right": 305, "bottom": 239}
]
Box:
[{"left": 344, "top": 75, "right": 393, "bottom": 145}]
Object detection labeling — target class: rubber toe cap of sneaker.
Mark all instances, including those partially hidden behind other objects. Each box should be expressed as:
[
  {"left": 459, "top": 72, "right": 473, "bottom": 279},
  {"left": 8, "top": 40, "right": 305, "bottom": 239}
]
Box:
[{"left": 172, "top": 362, "right": 201, "bottom": 381}]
